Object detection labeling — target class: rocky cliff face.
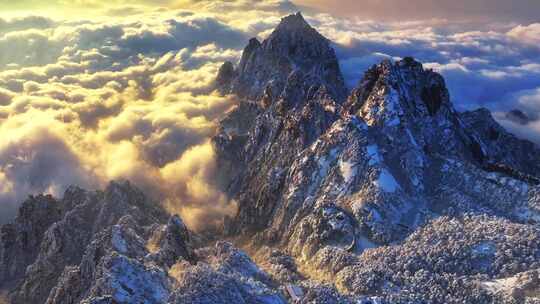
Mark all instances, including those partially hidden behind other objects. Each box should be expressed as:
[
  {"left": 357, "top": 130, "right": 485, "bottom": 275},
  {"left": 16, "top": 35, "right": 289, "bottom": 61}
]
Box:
[
  {"left": 213, "top": 12, "right": 540, "bottom": 303},
  {"left": 217, "top": 12, "right": 347, "bottom": 102},
  {"left": 0, "top": 182, "right": 302, "bottom": 304},
  {"left": 0, "top": 195, "right": 62, "bottom": 287},
  {"left": 1, "top": 13, "right": 540, "bottom": 304}
]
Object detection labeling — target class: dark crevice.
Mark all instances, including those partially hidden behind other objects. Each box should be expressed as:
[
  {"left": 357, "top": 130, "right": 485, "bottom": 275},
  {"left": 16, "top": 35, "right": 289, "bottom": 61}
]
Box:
[{"left": 421, "top": 85, "right": 443, "bottom": 116}]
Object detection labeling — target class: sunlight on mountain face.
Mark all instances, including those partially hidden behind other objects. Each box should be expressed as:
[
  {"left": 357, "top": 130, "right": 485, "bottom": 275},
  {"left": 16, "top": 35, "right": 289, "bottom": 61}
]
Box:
[{"left": 0, "top": 0, "right": 539, "bottom": 228}]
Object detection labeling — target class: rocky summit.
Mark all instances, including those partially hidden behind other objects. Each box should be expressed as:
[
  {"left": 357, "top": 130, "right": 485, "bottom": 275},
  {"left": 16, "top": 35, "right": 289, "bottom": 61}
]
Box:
[{"left": 2, "top": 13, "right": 540, "bottom": 304}]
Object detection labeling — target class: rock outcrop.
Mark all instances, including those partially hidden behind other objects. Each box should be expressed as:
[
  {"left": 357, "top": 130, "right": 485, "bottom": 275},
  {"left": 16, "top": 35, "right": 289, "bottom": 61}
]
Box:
[
  {"left": 0, "top": 181, "right": 297, "bottom": 304},
  {"left": 0, "top": 195, "right": 62, "bottom": 287},
  {"left": 218, "top": 12, "right": 347, "bottom": 102},
  {"left": 461, "top": 108, "right": 540, "bottom": 180}
]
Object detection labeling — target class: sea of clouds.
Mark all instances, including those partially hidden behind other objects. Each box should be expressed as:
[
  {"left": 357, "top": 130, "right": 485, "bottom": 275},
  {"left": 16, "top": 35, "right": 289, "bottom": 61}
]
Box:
[{"left": 0, "top": 0, "right": 539, "bottom": 227}]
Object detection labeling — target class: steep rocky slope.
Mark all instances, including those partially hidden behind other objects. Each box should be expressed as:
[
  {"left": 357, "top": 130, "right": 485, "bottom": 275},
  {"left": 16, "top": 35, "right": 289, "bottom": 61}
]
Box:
[
  {"left": 1, "top": 12, "right": 540, "bottom": 304},
  {"left": 215, "top": 12, "right": 540, "bottom": 241},
  {"left": 213, "top": 12, "right": 540, "bottom": 303},
  {"left": 0, "top": 182, "right": 297, "bottom": 304}
]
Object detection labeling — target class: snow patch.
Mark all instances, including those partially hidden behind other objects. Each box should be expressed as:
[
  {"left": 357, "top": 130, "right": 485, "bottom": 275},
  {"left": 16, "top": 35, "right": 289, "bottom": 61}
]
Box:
[
  {"left": 482, "top": 276, "right": 518, "bottom": 295},
  {"left": 316, "top": 149, "right": 338, "bottom": 179},
  {"left": 374, "top": 169, "right": 400, "bottom": 193},
  {"left": 382, "top": 88, "right": 402, "bottom": 127},
  {"left": 366, "top": 145, "right": 382, "bottom": 166},
  {"left": 406, "top": 129, "right": 418, "bottom": 147},
  {"left": 356, "top": 235, "right": 378, "bottom": 253},
  {"left": 339, "top": 159, "right": 356, "bottom": 183},
  {"left": 324, "top": 103, "right": 336, "bottom": 113},
  {"left": 308, "top": 148, "right": 339, "bottom": 194},
  {"left": 109, "top": 256, "right": 170, "bottom": 303},
  {"left": 472, "top": 242, "right": 496, "bottom": 256}
]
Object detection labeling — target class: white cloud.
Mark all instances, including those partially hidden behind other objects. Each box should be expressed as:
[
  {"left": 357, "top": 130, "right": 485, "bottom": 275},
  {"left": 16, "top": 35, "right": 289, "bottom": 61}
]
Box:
[{"left": 508, "top": 23, "right": 540, "bottom": 45}]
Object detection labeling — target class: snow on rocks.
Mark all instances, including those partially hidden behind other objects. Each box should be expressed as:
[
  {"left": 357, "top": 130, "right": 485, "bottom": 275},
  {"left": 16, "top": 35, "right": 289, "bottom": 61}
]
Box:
[
  {"left": 214, "top": 27, "right": 540, "bottom": 301},
  {"left": 336, "top": 215, "right": 540, "bottom": 303},
  {"left": 373, "top": 169, "right": 400, "bottom": 193}
]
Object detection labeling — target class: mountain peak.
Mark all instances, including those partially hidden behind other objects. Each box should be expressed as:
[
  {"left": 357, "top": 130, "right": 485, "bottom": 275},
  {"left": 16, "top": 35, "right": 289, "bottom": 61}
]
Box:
[
  {"left": 221, "top": 12, "right": 347, "bottom": 102},
  {"left": 275, "top": 12, "right": 311, "bottom": 31},
  {"left": 345, "top": 57, "right": 449, "bottom": 120},
  {"left": 267, "top": 12, "right": 327, "bottom": 46}
]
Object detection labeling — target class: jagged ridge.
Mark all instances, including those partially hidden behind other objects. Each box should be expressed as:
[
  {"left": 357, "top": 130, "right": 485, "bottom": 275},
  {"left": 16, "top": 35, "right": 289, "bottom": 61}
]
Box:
[
  {"left": 213, "top": 13, "right": 540, "bottom": 303},
  {"left": 217, "top": 12, "right": 347, "bottom": 102}
]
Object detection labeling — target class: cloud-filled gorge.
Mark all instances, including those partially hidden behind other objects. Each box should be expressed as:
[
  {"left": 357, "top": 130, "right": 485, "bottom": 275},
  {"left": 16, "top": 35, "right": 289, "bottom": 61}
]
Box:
[{"left": 1, "top": 0, "right": 540, "bottom": 229}]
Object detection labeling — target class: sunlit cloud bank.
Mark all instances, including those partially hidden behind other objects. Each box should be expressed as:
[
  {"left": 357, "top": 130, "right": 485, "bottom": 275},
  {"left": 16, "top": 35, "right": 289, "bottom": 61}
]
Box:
[
  {"left": 0, "top": 0, "right": 539, "bottom": 226},
  {"left": 0, "top": 3, "right": 263, "bottom": 226}
]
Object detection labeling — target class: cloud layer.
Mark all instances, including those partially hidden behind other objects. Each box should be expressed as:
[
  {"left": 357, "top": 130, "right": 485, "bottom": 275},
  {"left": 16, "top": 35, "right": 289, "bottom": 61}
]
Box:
[
  {"left": 0, "top": 0, "right": 539, "bottom": 227},
  {"left": 0, "top": 8, "right": 252, "bottom": 226}
]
